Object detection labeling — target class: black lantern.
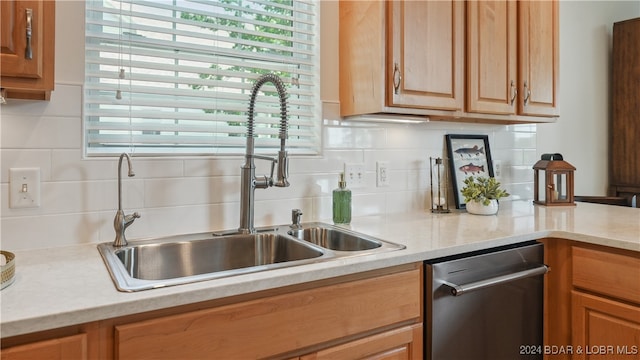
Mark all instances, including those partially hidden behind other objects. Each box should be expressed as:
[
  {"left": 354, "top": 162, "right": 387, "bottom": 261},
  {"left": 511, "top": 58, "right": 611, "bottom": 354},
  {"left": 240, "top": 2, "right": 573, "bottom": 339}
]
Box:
[{"left": 533, "top": 153, "right": 575, "bottom": 206}]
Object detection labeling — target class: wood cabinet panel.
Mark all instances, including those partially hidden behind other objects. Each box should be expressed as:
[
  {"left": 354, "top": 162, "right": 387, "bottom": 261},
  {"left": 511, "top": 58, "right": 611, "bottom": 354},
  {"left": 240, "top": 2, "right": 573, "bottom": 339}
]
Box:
[
  {"left": 115, "top": 268, "right": 422, "bottom": 359},
  {"left": 339, "top": 0, "right": 557, "bottom": 123},
  {"left": 467, "top": 0, "right": 517, "bottom": 115},
  {"left": 339, "top": 0, "right": 464, "bottom": 117},
  {"left": 301, "top": 324, "right": 423, "bottom": 360},
  {"left": 542, "top": 238, "right": 573, "bottom": 356},
  {"left": 544, "top": 239, "right": 640, "bottom": 360},
  {"left": 572, "top": 291, "right": 640, "bottom": 360},
  {"left": 610, "top": 18, "right": 640, "bottom": 197},
  {"left": 573, "top": 246, "right": 640, "bottom": 304},
  {"left": 1, "top": 0, "right": 44, "bottom": 78},
  {"left": 518, "top": 0, "right": 559, "bottom": 116},
  {"left": 467, "top": 0, "right": 558, "bottom": 117},
  {"left": 0, "top": 0, "right": 55, "bottom": 100},
  {"left": 1, "top": 333, "right": 87, "bottom": 360},
  {"left": 339, "top": 0, "right": 386, "bottom": 116},
  {"left": 388, "top": 0, "right": 464, "bottom": 111}
]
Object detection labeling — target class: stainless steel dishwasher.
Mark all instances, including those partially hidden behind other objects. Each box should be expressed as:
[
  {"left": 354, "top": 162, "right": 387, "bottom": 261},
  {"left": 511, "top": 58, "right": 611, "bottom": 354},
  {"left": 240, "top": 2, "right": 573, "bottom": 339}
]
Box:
[{"left": 425, "top": 241, "right": 548, "bottom": 360}]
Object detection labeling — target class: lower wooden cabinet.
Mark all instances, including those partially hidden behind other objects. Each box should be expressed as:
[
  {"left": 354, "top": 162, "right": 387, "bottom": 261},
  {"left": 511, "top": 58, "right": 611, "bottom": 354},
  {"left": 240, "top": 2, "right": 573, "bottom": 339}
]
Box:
[
  {"left": 543, "top": 239, "right": 640, "bottom": 360},
  {"left": 1, "top": 264, "right": 423, "bottom": 360},
  {"left": 301, "top": 324, "right": 423, "bottom": 360},
  {"left": 572, "top": 291, "right": 640, "bottom": 360},
  {"left": 0, "top": 333, "right": 87, "bottom": 360}
]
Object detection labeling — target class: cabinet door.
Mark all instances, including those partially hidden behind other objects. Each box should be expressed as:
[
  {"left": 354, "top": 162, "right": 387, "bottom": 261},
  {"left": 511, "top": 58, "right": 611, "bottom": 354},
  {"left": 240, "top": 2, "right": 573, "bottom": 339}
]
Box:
[
  {"left": 1, "top": 0, "right": 43, "bottom": 78},
  {"left": 572, "top": 291, "right": 640, "bottom": 360},
  {"left": 0, "top": 0, "right": 55, "bottom": 100},
  {"left": 302, "top": 324, "right": 423, "bottom": 360},
  {"left": 518, "top": 0, "right": 559, "bottom": 116},
  {"left": 388, "top": 0, "right": 464, "bottom": 111},
  {"left": 115, "top": 268, "right": 421, "bottom": 359},
  {"left": 1, "top": 334, "right": 87, "bottom": 360},
  {"left": 466, "top": 0, "right": 518, "bottom": 115}
]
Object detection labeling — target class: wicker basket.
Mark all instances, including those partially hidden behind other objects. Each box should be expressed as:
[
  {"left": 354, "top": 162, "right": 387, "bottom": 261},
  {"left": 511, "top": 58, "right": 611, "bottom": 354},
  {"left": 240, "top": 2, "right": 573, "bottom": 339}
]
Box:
[{"left": 1, "top": 251, "right": 16, "bottom": 290}]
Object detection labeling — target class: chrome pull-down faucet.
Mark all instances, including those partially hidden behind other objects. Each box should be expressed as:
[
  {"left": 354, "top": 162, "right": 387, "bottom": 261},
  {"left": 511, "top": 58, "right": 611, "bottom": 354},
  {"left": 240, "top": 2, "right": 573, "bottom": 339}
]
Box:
[
  {"left": 239, "top": 73, "right": 290, "bottom": 234},
  {"left": 113, "top": 153, "right": 140, "bottom": 247}
]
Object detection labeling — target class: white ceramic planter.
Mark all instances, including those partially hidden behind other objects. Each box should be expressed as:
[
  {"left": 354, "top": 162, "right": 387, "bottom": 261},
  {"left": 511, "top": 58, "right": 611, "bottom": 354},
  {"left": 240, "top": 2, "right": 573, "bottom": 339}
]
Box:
[{"left": 465, "top": 199, "right": 499, "bottom": 215}]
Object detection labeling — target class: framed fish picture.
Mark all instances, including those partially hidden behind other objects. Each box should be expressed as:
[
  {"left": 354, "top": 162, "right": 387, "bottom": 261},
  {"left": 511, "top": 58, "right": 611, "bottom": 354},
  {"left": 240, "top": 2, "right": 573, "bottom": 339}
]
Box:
[{"left": 445, "top": 134, "right": 495, "bottom": 209}]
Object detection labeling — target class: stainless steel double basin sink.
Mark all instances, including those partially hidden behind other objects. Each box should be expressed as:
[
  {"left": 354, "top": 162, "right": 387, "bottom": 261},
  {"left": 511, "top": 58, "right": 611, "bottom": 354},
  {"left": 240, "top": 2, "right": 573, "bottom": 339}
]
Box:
[{"left": 98, "top": 223, "right": 405, "bottom": 292}]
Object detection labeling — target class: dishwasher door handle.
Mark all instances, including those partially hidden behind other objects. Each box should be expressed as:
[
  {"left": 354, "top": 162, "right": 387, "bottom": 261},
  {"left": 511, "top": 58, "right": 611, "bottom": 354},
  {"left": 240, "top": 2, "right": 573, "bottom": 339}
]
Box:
[{"left": 442, "top": 264, "right": 549, "bottom": 296}]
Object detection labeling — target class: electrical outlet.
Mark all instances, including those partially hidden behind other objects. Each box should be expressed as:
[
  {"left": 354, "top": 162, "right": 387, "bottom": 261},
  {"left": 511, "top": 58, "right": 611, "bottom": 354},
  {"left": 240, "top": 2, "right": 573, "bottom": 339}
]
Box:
[
  {"left": 376, "top": 161, "right": 389, "bottom": 187},
  {"left": 9, "top": 168, "right": 41, "bottom": 208},
  {"left": 493, "top": 160, "right": 502, "bottom": 178},
  {"left": 344, "top": 162, "right": 365, "bottom": 188}
]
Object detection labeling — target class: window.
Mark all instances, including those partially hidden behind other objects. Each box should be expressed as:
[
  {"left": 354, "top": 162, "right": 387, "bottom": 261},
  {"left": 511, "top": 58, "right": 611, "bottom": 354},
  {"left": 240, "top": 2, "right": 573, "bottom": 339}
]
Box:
[{"left": 84, "top": 0, "right": 320, "bottom": 156}]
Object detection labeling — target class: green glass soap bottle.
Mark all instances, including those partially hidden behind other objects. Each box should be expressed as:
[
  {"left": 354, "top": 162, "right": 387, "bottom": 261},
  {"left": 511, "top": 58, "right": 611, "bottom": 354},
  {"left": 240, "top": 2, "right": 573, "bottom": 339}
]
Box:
[{"left": 333, "top": 172, "right": 352, "bottom": 224}]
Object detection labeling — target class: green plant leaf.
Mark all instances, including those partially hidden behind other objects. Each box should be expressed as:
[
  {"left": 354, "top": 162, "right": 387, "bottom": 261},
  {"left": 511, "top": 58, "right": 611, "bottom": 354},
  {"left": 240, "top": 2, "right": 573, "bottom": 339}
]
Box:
[{"left": 460, "top": 176, "right": 510, "bottom": 204}]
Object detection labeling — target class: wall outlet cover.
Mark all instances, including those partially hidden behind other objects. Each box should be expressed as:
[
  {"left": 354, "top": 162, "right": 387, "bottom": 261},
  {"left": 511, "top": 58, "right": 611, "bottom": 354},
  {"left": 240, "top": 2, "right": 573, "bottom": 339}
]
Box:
[{"left": 376, "top": 161, "right": 390, "bottom": 187}]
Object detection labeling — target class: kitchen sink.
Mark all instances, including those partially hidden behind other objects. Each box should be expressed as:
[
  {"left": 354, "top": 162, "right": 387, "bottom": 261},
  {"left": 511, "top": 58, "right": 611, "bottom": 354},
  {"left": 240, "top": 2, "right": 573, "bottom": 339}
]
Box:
[
  {"left": 288, "top": 223, "right": 383, "bottom": 251},
  {"left": 98, "top": 223, "right": 405, "bottom": 292},
  {"left": 115, "top": 233, "right": 324, "bottom": 281}
]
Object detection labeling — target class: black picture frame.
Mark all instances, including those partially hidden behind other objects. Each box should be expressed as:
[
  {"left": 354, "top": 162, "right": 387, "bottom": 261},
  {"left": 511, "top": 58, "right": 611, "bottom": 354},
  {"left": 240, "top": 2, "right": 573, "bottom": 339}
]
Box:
[{"left": 445, "top": 134, "right": 494, "bottom": 209}]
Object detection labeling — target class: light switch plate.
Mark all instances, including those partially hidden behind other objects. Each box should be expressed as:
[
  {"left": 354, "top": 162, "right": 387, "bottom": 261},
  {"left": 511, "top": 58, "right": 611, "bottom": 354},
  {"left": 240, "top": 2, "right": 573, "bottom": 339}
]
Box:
[
  {"left": 344, "top": 162, "right": 365, "bottom": 188},
  {"left": 9, "top": 168, "right": 41, "bottom": 208}
]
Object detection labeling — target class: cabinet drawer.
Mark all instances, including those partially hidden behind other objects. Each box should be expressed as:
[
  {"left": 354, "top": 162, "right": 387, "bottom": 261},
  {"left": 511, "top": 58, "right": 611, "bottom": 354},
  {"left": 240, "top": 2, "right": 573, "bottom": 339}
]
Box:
[
  {"left": 1, "top": 333, "right": 87, "bottom": 360},
  {"left": 115, "top": 268, "right": 422, "bottom": 359},
  {"left": 572, "top": 247, "right": 640, "bottom": 304}
]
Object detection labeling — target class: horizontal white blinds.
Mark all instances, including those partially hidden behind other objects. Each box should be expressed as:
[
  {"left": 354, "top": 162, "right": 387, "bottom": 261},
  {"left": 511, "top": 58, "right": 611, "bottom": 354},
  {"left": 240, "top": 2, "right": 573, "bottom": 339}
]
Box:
[{"left": 84, "top": 0, "right": 320, "bottom": 156}]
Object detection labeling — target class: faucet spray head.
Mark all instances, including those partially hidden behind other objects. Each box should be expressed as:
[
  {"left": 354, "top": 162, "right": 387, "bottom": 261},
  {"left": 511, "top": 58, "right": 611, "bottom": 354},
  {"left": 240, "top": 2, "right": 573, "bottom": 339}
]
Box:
[{"left": 274, "top": 150, "right": 290, "bottom": 187}]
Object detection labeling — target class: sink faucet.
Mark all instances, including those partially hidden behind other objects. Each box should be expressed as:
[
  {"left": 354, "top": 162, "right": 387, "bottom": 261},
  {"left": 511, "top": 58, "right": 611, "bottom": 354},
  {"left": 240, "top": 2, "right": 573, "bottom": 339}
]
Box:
[
  {"left": 113, "top": 153, "right": 140, "bottom": 247},
  {"left": 239, "top": 73, "right": 290, "bottom": 234}
]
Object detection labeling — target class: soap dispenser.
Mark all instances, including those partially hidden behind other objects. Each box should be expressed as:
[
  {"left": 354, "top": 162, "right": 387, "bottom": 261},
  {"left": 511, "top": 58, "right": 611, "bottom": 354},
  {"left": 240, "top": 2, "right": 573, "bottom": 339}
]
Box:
[{"left": 333, "top": 172, "right": 352, "bottom": 224}]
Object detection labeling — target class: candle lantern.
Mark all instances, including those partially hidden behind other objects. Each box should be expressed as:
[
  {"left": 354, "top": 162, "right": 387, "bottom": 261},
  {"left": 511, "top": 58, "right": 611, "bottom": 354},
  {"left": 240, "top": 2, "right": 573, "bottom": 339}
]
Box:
[
  {"left": 430, "top": 157, "right": 451, "bottom": 213},
  {"left": 533, "top": 153, "right": 575, "bottom": 206}
]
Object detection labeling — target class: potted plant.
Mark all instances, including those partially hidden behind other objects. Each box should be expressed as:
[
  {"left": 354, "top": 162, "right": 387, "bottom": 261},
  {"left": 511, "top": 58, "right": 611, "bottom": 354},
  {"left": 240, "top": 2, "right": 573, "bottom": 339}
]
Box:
[{"left": 461, "top": 176, "right": 510, "bottom": 215}]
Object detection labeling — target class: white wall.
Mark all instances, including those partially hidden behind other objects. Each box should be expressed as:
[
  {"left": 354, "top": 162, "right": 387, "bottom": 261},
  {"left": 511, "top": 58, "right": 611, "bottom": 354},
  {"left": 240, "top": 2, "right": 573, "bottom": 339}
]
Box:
[
  {"left": 1, "top": 1, "right": 635, "bottom": 251},
  {"left": 539, "top": 1, "right": 640, "bottom": 196}
]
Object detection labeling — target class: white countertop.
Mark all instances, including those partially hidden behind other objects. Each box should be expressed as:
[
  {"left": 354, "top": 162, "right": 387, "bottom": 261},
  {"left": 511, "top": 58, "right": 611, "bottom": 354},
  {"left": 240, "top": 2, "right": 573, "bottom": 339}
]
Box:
[{"left": 1, "top": 201, "right": 639, "bottom": 338}]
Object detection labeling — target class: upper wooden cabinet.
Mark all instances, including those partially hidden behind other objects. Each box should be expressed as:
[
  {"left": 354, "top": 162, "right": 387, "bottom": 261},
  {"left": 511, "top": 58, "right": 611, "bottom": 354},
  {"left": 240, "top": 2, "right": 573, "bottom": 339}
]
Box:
[
  {"left": 340, "top": 0, "right": 464, "bottom": 117},
  {"left": 467, "top": 0, "right": 559, "bottom": 117},
  {"left": 0, "top": 0, "right": 55, "bottom": 100},
  {"left": 339, "top": 0, "right": 559, "bottom": 123},
  {"left": 466, "top": 1, "right": 518, "bottom": 115},
  {"left": 387, "top": 0, "right": 464, "bottom": 112},
  {"left": 518, "top": 0, "right": 559, "bottom": 117}
]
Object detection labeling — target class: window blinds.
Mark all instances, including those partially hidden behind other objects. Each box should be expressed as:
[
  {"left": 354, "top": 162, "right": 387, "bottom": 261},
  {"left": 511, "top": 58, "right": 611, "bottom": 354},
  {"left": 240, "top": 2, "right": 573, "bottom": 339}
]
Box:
[{"left": 84, "top": 0, "right": 320, "bottom": 156}]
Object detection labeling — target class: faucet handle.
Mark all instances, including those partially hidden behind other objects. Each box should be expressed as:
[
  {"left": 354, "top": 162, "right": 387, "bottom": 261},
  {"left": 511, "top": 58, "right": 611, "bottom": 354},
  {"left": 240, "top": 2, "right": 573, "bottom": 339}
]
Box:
[{"left": 251, "top": 155, "right": 277, "bottom": 189}]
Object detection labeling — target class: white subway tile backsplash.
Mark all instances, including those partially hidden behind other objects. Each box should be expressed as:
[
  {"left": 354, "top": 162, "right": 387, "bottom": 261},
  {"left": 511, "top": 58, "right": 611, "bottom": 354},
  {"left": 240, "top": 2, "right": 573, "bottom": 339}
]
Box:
[
  {"left": 1, "top": 212, "right": 103, "bottom": 250},
  {"left": 323, "top": 125, "right": 386, "bottom": 149},
  {"left": 513, "top": 132, "right": 537, "bottom": 149},
  {"left": 144, "top": 176, "right": 237, "bottom": 208},
  {"left": 1, "top": 149, "right": 52, "bottom": 183},
  {"left": 523, "top": 149, "right": 539, "bottom": 165},
  {"left": 1, "top": 85, "right": 537, "bottom": 249},
  {"left": 183, "top": 157, "right": 243, "bottom": 177},
  {"left": 512, "top": 165, "right": 536, "bottom": 184},
  {"left": 0, "top": 84, "right": 82, "bottom": 117},
  {"left": 0, "top": 116, "right": 82, "bottom": 149}
]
